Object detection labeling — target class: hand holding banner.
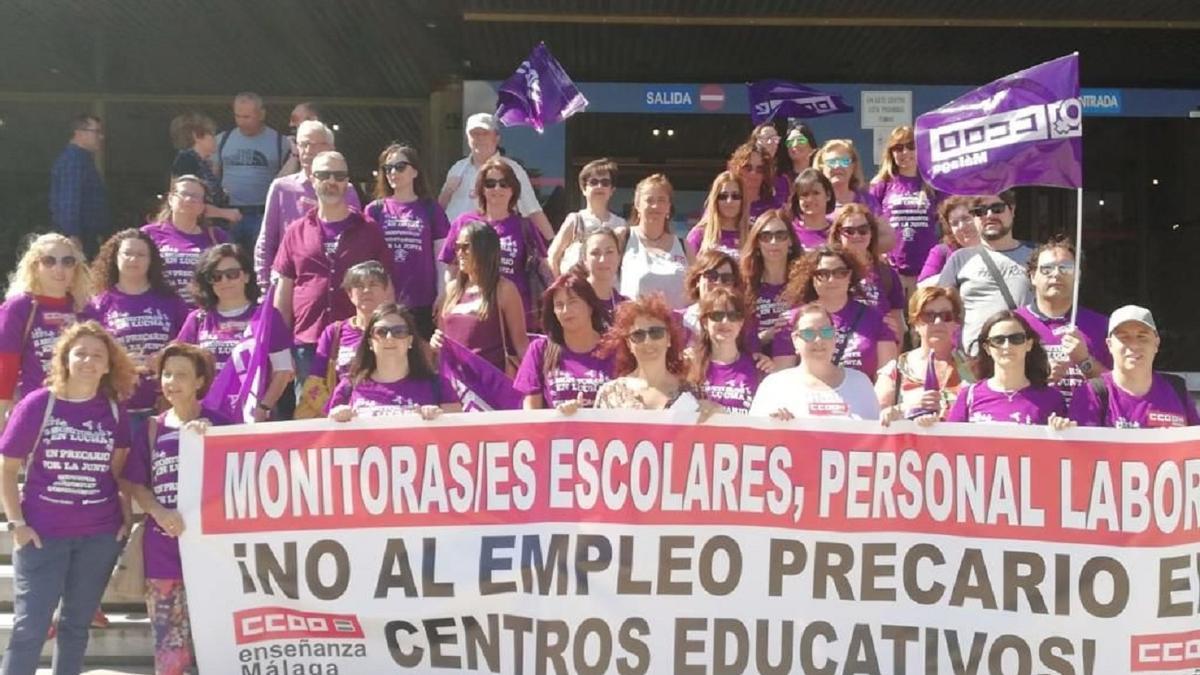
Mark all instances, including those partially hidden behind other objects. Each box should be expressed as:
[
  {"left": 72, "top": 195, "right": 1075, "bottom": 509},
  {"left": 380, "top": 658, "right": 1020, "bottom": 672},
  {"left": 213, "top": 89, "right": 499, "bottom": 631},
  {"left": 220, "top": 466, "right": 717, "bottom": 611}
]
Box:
[{"left": 916, "top": 53, "right": 1082, "bottom": 195}]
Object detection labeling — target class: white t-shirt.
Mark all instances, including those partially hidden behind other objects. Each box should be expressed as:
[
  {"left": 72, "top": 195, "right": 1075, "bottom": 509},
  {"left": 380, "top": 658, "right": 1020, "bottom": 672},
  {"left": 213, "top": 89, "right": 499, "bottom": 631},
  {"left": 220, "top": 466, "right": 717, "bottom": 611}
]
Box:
[
  {"left": 442, "top": 155, "right": 542, "bottom": 223},
  {"left": 749, "top": 366, "right": 880, "bottom": 420},
  {"left": 555, "top": 209, "right": 628, "bottom": 274},
  {"left": 618, "top": 228, "right": 688, "bottom": 309}
]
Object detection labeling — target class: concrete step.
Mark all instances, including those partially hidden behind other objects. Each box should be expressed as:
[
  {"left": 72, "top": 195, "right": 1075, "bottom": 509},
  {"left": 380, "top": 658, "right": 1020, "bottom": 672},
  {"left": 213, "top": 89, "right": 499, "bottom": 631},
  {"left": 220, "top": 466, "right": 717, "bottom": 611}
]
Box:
[
  {"left": 0, "top": 565, "right": 146, "bottom": 614},
  {"left": 0, "top": 612, "right": 154, "bottom": 666}
]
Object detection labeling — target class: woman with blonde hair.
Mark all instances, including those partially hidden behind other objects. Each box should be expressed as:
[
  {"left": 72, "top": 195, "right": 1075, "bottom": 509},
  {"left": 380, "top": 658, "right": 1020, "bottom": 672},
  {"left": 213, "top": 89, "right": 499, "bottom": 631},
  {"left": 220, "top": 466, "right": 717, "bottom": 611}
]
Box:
[
  {"left": 0, "top": 321, "right": 137, "bottom": 674},
  {"left": 869, "top": 125, "right": 940, "bottom": 288},
  {"left": 814, "top": 139, "right": 878, "bottom": 216},
  {"left": 684, "top": 171, "right": 749, "bottom": 260},
  {"left": 0, "top": 233, "right": 91, "bottom": 423},
  {"left": 141, "top": 174, "right": 231, "bottom": 304},
  {"left": 618, "top": 174, "right": 690, "bottom": 309}
]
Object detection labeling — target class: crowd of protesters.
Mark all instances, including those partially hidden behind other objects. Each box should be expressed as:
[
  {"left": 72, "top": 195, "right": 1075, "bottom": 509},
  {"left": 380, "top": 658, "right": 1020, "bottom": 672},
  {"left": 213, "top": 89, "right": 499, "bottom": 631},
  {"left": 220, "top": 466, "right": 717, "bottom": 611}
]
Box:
[{"left": 6, "top": 91, "right": 1196, "bottom": 675}]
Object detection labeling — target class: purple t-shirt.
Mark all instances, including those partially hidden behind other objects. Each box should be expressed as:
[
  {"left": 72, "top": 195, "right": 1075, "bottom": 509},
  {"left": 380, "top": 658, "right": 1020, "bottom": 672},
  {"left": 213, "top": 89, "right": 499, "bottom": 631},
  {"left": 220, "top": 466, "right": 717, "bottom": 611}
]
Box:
[
  {"left": 947, "top": 380, "right": 1066, "bottom": 425},
  {"left": 141, "top": 222, "right": 229, "bottom": 305},
  {"left": 310, "top": 319, "right": 364, "bottom": 384},
  {"left": 773, "top": 301, "right": 897, "bottom": 376},
  {"left": 0, "top": 388, "right": 129, "bottom": 538},
  {"left": 749, "top": 197, "right": 782, "bottom": 220},
  {"left": 327, "top": 375, "right": 453, "bottom": 416},
  {"left": 1016, "top": 305, "right": 1113, "bottom": 405},
  {"left": 753, "top": 282, "right": 790, "bottom": 336},
  {"left": 513, "top": 336, "right": 614, "bottom": 407},
  {"left": 918, "top": 243, "right": 954, "bottom": 282},
  {"left": 176, "top": 302, "right": 292, "bottom": 372},
  {"left": 792, "top": 217, "right": 833, "bottom": 250},
  {"left": 122, "top": 407, "right": 229, "bottom": 579},
  {"left": 869, "top": 177, "right": 939, "bottom": 276},
  {"left": 0, "top": 294, "right": 80, "bottom": 400},
  {"left": 84, "top": 289, "right": 188, "bottom": 411},
  {"left": 685, "top": 224, "right": 743, "bottom": 259},
  {"left": 1067, "top": 372, "right": 1200, "bottom": 428},
  {"left": 439, "top": 213, "right": 547, "bottom": 318},
  {"left": 859, "top": 264, "right": 906, "bottom": 316},
  {"left": 702, "top": 352, "right": 760, "bottom": 414},
  {"left": 365, "top": 197, "right": 452, "bottom": 308}
]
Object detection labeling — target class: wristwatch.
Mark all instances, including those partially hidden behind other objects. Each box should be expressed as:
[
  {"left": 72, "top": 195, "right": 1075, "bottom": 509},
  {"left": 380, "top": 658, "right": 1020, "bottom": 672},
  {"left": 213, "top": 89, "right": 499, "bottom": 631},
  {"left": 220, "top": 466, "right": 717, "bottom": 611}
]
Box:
[
  {"left": 1078, "top": 357, "right": 1095, "bottom": 375},
  {"left": 5, "top": 520, "right": 25, "bottom": 531}
]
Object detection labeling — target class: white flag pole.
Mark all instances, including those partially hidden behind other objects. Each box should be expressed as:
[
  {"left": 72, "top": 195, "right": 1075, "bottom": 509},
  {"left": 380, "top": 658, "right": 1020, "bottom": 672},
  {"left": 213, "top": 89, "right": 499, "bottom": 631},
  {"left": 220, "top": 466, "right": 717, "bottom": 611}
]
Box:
[{"left": 1070, "top": 186, "right": 1083, "bottom": 328}]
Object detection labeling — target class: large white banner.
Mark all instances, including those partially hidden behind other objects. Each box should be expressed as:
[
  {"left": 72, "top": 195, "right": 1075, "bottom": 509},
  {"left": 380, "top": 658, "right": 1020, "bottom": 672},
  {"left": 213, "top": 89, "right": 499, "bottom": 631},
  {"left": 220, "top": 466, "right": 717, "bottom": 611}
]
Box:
[{"left": 178, "top": 411, "right": 1200, "bottom": 675}]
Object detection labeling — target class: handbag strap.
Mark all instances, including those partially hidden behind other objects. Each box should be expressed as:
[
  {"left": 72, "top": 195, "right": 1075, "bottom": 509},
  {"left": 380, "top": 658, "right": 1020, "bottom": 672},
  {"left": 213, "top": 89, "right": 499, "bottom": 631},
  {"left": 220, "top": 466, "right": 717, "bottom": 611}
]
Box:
[
  {"left": 325, "top": 321, "right": 343, "bottom": 387},
  {"left": 979, "top": 248, "right": 1017, "bottom": 310}
]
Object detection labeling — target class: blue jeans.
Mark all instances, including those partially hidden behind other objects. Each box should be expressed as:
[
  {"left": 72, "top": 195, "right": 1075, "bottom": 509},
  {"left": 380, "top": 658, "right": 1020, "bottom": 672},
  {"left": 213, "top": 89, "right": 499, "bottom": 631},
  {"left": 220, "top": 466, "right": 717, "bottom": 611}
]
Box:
[
  {"left": 1, "top": 532, "right": 124, "bottom": 675},
  {"left": 230, "top": 209, "right": 264, "bottom": 256}
]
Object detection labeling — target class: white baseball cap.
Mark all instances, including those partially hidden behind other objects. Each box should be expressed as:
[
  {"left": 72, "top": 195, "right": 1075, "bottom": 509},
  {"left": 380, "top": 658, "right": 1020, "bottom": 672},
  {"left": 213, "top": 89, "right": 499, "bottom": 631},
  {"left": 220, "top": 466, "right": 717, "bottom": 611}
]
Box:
[
  {"left": 1107, "top": 305, "right": 1157, "bottom": 335},
  {"left": 465, "top": 112, "right": 499, "bottom": 133}
]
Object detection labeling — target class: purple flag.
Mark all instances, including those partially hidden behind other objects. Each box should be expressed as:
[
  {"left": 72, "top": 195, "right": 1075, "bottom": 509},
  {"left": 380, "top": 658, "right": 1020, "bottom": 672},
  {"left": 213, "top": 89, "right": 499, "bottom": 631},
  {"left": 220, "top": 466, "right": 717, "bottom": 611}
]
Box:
[
  {"left": 496, "top": 42, "right": 588, "bottom": 134},
  {"left": 438, "top": 337, "right": 522, "bottom": 411},
  {"left": 916, "top": 53, "right": 1082, "bottom": 195},
  {"left": 906, "top": 355, "right": 943, "bottom": 420},
  {"left": 746, "top": 80, "right": 854, "bottom": 125},
  {"left": 203, "top": 285, "right": 276, "bottom": 423}
]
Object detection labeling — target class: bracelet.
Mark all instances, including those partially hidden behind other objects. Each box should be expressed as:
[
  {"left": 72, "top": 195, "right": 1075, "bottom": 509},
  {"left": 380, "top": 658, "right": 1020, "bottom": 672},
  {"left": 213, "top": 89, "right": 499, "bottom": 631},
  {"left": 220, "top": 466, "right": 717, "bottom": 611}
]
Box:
[{"left": 256, "top": 401, "right": 272, "bottom": 412}]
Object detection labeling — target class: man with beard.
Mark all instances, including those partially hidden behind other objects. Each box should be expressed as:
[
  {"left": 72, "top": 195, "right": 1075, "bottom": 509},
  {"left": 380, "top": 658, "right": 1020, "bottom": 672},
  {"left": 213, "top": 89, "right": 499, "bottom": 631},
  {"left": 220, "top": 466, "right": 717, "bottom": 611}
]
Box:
[
  {"left": 255, "top": 120, "right": 361, "bottom": 289},
  {"left": 936, "top": 191, "right": 1033, "bottom": 354},
  {"left": 273, "top": 151, "right": 388, "bottom": 392},
  {"left": 1015, "top": 236, "right": 1111, "bottom": 405},
  {"left": 1068, "top": 305, "right": 1200, "bottom": 428}
]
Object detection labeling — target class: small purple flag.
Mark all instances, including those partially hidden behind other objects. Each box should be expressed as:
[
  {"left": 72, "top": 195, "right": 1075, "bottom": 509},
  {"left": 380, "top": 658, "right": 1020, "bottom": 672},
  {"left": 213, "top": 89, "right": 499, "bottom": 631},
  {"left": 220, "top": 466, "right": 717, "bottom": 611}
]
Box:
[
  {"left": 496, "top": 42, "right": 588, "bottom": 134},
  {"left": 906, "top": 355, "right": 943, "bottom": 420},
  {"left": 746, "top": 80, "right": 854, "bottom": 125},
  {"left": 438, "top": 337, "right": 522, "bottom": 411},
  {"left": 203, "top": 284, "right": 276, "bottom": 422},
  {"left": 916, "top": 53, "right": 1082, "bottom": 195}
]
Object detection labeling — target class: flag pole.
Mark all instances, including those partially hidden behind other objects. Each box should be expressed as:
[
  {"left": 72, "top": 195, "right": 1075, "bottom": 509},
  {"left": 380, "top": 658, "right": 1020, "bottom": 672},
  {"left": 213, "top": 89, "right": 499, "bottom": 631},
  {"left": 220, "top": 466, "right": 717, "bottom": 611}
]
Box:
[{"left": 1070, "top": 186, "right": 1083, "bottom": 328}]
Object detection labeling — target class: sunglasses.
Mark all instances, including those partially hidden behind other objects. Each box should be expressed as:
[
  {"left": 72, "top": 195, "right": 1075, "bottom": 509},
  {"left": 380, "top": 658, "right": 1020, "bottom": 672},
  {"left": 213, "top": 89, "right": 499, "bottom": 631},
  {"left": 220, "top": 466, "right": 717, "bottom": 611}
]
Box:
[
  {"left": 970, "top": 202, "right": 1009, "bottom": 217},
  {"left": 313, "top": 170, "right": 349, "bottom": 182},
  {"left": 454, "top": 242, "right": 471, "bottom": 253},
  {"left": 701, "top": 270, "right": 736, "bottom": 285},
  {"left": 706, "top": 310, "right": 743, "bottom": 324},
  {"left": 208, "top": 268, "right": 244, "bottom": 283},
  {"left": 985, "top": 332, "right": 1030, "bottom": 348},
  {"left": 758, "top": 136, "right": 781, "bottom": 145},
  {"left": 372, "top": 324, "right": 412, "bottom": 339},
  {"left": 794, "top": 326, "right": 837, "bottom": 342},
  {"left": 919, "top": 310, "right": 957, "bottom": 324},
  {"left": 892, "top": 142, "right": 916, "bottom": 152},
  {"left": 741, "top": 164, "right": 767, "bottom": 175},
  {"left": 628, "top": 325, "right": 669, "bottom": 343},
  {"left": 813, "top": 267, "right": 852, "bottom": 282},
  {"left": 757, "top": 230, "right": 790, "bottom": 244},
  {"left": 785, "top": 136, "right": 810, "bottom": 148},
  {"left": 840, "top": 225, "right": 872, "bottom": 238},
  {"left": 172, "top": 191, "right": 205, "bottom": 202},
  {"left": 824, "top": 157, "right": 853, "bottom": 169},
  {"left": 483, "top": 179, "right": 510, "bottom": 189},
  {"left": 1037, "top": 263, "right": 1076, "bottom": 276},
  {"left": 383, "top": 161, "right": 411, "bottom": 173},
  {"left": 716, "top": 192, "right": 742, "bottom": 203},
  {"left": 586, "top": 177, "right": 613, "bottom": 188},
  {"left": 38, "top": 255, "right": 78, "bottom": 269}
]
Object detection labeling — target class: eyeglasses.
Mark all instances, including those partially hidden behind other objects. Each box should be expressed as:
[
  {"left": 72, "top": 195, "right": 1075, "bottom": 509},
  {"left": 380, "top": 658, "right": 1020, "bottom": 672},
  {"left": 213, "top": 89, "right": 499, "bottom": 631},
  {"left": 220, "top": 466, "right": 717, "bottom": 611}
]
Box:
[
  {"left": 716, "top": 192, "right": 742, "bottom": 203},
  {"left": 208, "top": 268, "right": 244, "bottom": 283},
  {"left": 1037, "top": 263, "right": 1076, "bottom": 276},
  {"left": 839, "top": 225, "right": 872, "bottom": 237},
  {"left": 985, "top": 332, "right": 1030, "bottom": 348},
  {"left": 38, "top": 255, "right": 78, "bottom": 269},
  {"left": 701, "top": 270, "right": 736, "bottom": 285},
  {"left": 454, "top": 242, "right": 471, "bottom": 253},
  {"left": 813, "top": 267, "right": 852, "bottom": 282},
  {"left": 312, "top": 170, "right": 349, "bottom": 182},
  {"left": 794, "top": 326, "right": 837, "bottom": 342},
  {"left": 949, "top": 218, "right": 975, "bottom": 229},
  {"left": 741, "top": 164, "right": 767, "bottom": 175},
  {"left": 758, "top": 136, "right": 780, "bottom": 145},
  {"left": 919, "top": 310, "right": 957, "bottom": 324},
  {"left": 824, "top": 157, "right": 853, "bottom": 169},
  {"left": 892, "top": 142, "right": 916, "bottom": 152},
  {"left": 372, "top": 325, "right": 411, "bottom": 339},
  {"left": 586, "top": 177, "right": 613, "bottom": 188},
  {"left": 628, "top": 325, "right": 669, "bottom": 343},
  {"left": 172, "top": 191, "right": 205, "bottom": 202},
  {"left": 970, "top": 202, "right": 1008, "bottom": 217},
  {"left": 383, "top": 161, "right": 411, "bottom": 174},
  {"left": 757, "top": 230, "right": 790, "bottom": 244},
  {"left": 483, "top": 179, "right": 510, "bottom": 190},
  {"left": 706, "top": 310, "right": 743, "bottom": 323}
]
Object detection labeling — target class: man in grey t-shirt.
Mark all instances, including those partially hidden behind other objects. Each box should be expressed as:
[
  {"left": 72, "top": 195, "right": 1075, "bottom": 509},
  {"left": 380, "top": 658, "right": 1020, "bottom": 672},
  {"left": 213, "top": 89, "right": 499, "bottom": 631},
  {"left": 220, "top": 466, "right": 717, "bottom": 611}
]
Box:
[
  {"left": 937, "top": 191, "right": 1034, "bottom": 354},
  {"left": 216, "top": 91, "right": 291, "bottom": 252}
]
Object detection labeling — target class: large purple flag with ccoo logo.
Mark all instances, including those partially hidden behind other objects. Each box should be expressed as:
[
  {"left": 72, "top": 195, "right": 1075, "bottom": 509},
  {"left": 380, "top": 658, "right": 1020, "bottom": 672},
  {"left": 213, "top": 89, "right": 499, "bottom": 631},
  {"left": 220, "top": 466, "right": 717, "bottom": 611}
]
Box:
[
  {"left": 746, "top": 80, "right": 854, "bottom": 125},
  {"left": 916, "top": 53, "right": 1082, "bottom": 195},
  {"left": 496, "top": 42, "right": 588, "bottom": 133}
]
